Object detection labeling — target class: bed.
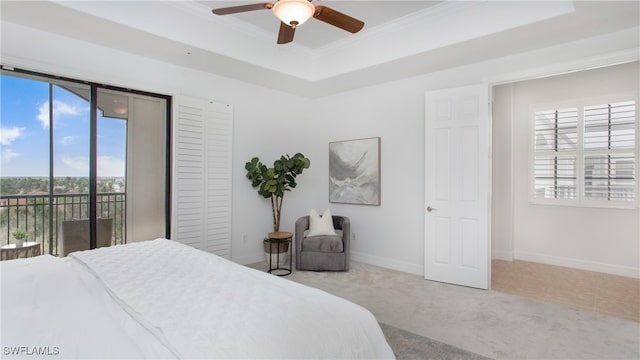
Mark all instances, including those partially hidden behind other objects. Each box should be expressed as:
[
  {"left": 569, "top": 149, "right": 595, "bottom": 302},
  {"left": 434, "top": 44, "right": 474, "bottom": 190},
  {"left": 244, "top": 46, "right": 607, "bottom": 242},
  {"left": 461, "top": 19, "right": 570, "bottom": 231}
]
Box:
[{"left": 1, "top": 238, "right": 394, "bottom": 359}]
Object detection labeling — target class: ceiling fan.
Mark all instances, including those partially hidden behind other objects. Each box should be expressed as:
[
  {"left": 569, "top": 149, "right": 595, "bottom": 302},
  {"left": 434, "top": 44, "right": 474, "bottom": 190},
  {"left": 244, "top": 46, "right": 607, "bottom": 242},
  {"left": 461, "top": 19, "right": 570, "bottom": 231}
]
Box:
[{"left": 211, "top": 0, "right": 365, "bottom": 44}]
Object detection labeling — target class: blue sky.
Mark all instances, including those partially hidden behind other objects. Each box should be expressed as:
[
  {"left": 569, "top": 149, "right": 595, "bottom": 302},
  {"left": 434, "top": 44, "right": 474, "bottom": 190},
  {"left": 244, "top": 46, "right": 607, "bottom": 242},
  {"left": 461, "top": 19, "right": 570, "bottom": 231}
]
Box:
[{"left": 1, "top": 75, "right": 126, "bottom": 177}]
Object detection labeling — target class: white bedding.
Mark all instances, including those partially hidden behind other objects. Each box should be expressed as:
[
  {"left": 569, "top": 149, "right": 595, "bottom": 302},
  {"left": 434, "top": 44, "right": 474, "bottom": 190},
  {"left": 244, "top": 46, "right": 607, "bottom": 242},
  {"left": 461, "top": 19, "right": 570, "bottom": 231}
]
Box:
[
  {"left": 0, "top": 255, "right": 173, "bottom": 359},
  {"left": 1, "top": 239, "right": 394, "bottom": 359}
]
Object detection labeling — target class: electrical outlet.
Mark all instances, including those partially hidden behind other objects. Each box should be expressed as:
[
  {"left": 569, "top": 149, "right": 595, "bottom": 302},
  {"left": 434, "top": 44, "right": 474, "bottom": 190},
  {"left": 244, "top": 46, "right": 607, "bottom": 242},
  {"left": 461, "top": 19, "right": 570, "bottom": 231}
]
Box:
[
  {"left": 242, "top": 234, "right": 247, "bottom": 244},
  {"left": 351, "top": 232, "right": 356, "bottom": 241}
]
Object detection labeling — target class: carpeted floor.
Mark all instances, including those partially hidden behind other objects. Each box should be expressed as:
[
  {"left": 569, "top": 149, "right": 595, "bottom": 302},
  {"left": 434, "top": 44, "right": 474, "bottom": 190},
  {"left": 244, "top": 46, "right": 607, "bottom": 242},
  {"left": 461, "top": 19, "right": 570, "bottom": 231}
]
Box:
[
  {"left": 248, "top": 259, "right": 640, "bottom": 359},
  {"left": 380, "top": 323, "right": 492, "bottom": 360}
]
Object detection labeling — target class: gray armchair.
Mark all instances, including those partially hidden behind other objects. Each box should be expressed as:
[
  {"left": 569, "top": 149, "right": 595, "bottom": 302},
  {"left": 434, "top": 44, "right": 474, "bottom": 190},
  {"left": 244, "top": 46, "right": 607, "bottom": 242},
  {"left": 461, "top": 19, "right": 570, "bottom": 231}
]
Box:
[{"left": 295, "top": 215, "right": 350, "bottom": 271}]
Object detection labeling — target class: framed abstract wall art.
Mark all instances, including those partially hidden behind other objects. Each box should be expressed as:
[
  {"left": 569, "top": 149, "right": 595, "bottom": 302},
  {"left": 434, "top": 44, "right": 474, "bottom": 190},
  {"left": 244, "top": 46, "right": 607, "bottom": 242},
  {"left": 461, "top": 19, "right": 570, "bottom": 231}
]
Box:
[{"left": 329, "top": 137, "right": 380, "bottom": 206}]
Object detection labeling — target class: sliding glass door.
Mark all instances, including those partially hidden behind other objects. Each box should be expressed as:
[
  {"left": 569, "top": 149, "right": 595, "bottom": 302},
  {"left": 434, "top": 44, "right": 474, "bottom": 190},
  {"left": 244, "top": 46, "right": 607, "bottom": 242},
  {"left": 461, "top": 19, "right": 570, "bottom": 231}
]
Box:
[{"left": 0, "top": 68, "right": 170, "bottom": 255}]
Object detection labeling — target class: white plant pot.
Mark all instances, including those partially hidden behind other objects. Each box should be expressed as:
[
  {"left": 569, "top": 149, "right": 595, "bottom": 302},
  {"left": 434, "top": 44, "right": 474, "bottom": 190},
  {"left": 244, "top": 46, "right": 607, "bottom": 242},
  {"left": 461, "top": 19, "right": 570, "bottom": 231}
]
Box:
[{"left": 15, "top": 239, "right": 24, "bottom": 247}]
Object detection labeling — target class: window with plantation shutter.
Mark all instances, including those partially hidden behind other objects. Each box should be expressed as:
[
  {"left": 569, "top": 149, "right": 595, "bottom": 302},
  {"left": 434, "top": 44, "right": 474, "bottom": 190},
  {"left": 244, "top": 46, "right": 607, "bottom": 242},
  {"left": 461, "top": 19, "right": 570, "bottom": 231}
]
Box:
[
  {"left": 533, "top": 108, "right": 578, "bottom": 200},
  {"left": 531, "top": 97, "right": 638, "bottom": 207},
  {"left": 583, "top": 101, "right": 636, "bottom": 202}
]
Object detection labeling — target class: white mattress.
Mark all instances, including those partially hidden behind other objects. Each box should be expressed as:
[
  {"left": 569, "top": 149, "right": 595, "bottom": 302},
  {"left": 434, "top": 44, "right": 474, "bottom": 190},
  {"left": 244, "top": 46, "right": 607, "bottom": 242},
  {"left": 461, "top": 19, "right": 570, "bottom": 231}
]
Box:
[{"left": 2, "top": 239, "right": 394, "bottom": 359}]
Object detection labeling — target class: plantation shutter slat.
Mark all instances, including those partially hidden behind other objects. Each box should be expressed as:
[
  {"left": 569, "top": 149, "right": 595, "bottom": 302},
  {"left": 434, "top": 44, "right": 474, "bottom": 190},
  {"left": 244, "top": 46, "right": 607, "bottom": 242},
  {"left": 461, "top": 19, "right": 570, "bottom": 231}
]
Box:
[{"left": 172, "top": 97, "right": 233, "bottom": 258}]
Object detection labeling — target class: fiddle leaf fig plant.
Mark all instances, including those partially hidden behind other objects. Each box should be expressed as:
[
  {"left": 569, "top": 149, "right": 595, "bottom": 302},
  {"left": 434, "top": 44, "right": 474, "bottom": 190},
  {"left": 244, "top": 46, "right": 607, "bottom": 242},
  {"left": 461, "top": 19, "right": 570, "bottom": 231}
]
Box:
[{"left": 245, "top": 153, "right": 310, "bottom": 232}]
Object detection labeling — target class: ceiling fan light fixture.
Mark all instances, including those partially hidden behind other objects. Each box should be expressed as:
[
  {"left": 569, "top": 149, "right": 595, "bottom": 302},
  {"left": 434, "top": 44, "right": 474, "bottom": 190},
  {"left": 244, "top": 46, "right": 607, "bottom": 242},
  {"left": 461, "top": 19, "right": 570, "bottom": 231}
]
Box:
[{"left": 272, "top": 0, "right": 315, "bottom": 27}]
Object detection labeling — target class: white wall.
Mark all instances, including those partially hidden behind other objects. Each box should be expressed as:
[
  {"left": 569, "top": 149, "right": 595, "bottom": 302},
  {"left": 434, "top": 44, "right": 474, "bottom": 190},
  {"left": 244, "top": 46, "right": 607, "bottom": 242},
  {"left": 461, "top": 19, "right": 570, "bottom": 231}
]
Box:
[
  {"left": 3, "top": 20, "right": 638, "bottom": 275},
  {"left": 493, "top": 62, "right": 640, "bottom": 278}
]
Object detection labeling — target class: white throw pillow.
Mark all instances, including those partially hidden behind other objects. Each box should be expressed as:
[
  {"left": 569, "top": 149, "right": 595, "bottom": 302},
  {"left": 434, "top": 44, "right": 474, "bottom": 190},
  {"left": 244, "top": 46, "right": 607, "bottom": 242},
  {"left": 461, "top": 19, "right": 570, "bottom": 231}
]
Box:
[{"left": 307, "top": 209, "right": 337, "bottom": 236}]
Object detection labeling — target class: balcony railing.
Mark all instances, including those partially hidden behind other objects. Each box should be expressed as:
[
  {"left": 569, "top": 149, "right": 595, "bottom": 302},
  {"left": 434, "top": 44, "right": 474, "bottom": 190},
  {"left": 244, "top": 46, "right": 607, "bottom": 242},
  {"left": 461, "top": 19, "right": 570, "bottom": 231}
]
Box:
[{"left": 0, "top": 193, "right": 126, "bottom": 256}]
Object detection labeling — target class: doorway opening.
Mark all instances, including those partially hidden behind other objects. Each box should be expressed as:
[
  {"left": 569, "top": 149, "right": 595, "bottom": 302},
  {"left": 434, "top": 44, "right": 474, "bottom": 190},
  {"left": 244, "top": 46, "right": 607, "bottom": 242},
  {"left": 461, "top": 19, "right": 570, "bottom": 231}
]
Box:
[{"left": 489, "top": 61, "right": 639, "bottom": 322}]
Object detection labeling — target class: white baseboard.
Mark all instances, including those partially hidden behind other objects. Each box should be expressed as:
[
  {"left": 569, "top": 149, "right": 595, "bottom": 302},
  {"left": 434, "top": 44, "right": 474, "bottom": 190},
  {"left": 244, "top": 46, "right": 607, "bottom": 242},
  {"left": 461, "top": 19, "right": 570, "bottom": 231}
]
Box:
[
  {"left": 235, "top": 250, "right": 424, "bottom": 276},
  {"left": 514, "top": 251, "right": 640, "bottom": 279},
  {"left": 351, "top": 251, "right": 423, "bottom": 276},
  {"left": 234, "top": 250, "right": 639, "bottom": 280},
  {"left": 492, "top": 250, "right": 514, "bottom": 261}
]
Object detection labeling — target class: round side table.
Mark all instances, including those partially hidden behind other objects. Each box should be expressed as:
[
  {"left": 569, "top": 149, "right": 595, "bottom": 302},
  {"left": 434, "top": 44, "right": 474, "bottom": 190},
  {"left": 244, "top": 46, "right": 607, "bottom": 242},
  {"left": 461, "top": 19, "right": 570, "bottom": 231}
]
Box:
[
  {"left": 266, "top": 231, "right": 293, "bottom": 276},
  {"left": 1, "top": 241, "right": 41, "bottom": 261}
]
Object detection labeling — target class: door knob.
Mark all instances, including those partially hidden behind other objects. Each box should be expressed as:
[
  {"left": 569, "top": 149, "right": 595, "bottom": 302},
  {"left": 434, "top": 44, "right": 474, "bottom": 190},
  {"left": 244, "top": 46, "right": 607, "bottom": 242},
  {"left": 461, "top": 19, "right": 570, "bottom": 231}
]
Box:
[{"left": 427, "top": 206, "right": 436, "bottom": 212}]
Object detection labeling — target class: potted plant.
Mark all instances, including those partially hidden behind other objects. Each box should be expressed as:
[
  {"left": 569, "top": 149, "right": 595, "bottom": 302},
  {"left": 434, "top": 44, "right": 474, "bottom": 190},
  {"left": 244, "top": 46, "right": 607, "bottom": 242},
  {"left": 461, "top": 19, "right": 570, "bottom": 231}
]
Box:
[
  {"left": 245, "top": 153, "right": 310, "bottom": 262},
  {"left": 12, "top": 229, "right": 28, "bottom": 247}
]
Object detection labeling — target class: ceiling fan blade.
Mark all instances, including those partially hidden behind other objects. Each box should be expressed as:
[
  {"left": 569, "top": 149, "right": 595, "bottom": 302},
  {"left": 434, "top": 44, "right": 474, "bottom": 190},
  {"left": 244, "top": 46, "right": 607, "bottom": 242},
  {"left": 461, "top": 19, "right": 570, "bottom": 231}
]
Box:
[
  {"left": 313, "top": 5, "right": 364, "bottom": 33},
  {"left": 277, "top": 22, "right": 295, "bottom": 44},
  {"left": 211, "top": 3, "right": 273, "bottom": 15}
]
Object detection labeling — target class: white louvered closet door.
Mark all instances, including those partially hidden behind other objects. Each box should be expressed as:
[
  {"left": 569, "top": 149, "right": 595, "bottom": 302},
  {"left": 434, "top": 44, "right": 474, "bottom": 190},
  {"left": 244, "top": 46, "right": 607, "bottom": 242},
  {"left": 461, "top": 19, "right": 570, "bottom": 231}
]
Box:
[{"left": 172, "top": 96, "right": 232, "bottom": 258}]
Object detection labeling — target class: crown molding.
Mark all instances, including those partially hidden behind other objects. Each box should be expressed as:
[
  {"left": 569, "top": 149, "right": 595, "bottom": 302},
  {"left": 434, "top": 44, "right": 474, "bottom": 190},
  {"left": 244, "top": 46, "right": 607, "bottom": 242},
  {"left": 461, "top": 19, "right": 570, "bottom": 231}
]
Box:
[
  {"left": 307, "top": 0, "right": 575, "bottom": 81},
  {"left": 311, "top": 1, "right": 474, "bottom": 57},
  {"left": 44, "top": 0, "right": 576, "bottom": 82},
  {"left": 167, "top": 1, "right": 277, "bottom": 43},
  {"left": 49, "top": 0, "right": 314, "bottom": 79}
]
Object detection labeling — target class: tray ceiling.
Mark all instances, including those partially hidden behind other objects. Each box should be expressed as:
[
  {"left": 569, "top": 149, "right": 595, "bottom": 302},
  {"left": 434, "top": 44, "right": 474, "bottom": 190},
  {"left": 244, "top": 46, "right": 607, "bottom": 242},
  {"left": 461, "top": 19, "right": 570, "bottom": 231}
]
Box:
[{"left": 2, "top": 1, "right": 639, "bottom": 97}]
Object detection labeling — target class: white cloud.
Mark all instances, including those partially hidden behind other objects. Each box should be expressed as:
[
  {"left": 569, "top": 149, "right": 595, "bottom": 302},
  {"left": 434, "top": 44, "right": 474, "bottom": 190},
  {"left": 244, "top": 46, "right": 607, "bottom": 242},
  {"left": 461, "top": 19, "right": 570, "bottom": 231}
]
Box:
[
  {"left": 0, "top": 127, "right": 25, "bottom": 146},
  {"left": 37, "top": 102, "right": 50, "bottom": 128},
  {"left": 37, "top": 100, "right": 88, "bottom": 129},
  {"left": 61, "top": 156, "right": 88, "bottom": 174},
  {"left": 61, "top": 136, "right": 79, "bottom": 145},
  {"left": 1, "top": 148, "right": 20, "bottom": 163},
  {"left": 61, "top": 155, "right": 125, "bottom": 177}
]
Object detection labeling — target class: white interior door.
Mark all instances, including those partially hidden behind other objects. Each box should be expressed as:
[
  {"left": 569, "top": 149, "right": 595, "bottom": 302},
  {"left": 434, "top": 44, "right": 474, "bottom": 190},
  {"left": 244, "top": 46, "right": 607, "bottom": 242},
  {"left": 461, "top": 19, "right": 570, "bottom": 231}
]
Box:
[{"left": 424, "top": 84, "right": 490, "bottom": 289}]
